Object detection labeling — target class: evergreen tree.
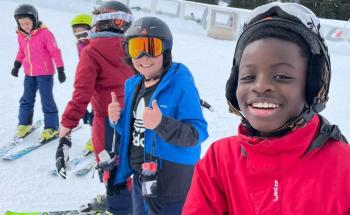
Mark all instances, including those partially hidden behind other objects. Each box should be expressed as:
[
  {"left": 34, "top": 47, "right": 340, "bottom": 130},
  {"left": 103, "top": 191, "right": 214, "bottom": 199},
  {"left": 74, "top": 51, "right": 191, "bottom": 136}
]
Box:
[
  {"left": 229, "top": 0, "right": 349, "bottom": 20},
  {"left": 229, "top": 0, "right": 271, "bottom": 9},
  {"left": 188, "top": 0, "right": 218, "bottom": 5}
]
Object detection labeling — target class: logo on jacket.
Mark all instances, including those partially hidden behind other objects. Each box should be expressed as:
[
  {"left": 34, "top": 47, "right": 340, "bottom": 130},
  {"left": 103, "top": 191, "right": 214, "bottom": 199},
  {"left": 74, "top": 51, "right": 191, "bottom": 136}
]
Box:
[
  {"left": 273, "top": 180, "right": 279, "bottom": 202},
  {"left": 132, "top": 98, "right": 145, "bottom": 148}
]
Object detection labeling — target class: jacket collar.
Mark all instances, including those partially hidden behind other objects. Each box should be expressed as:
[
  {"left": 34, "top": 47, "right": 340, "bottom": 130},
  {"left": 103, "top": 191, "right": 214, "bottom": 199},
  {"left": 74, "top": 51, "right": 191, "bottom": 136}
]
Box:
[
  {"left": 17, "top": 25, "right": 46, "bottom": 37},
  {"left": 238, "top": 115, "right": 320, "bottom": 172},
  {"left": 128, "top": 63, "right": 184, "bottom": 106},
  {"left": 88, "top": 31, "right": 125, "bottom": 39}
]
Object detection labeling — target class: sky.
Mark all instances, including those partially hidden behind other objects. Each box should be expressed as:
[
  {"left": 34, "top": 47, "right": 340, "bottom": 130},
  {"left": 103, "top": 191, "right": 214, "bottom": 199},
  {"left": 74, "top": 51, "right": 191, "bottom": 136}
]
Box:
[{"left": 0, "top": 0, "right": 349, "bottom": 212}]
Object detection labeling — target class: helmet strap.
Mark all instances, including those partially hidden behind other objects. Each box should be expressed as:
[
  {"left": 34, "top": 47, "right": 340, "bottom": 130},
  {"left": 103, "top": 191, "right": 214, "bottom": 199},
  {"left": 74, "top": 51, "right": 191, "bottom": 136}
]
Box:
[{"left": 144, "top": 76, "right": 160, "bottom": 82}]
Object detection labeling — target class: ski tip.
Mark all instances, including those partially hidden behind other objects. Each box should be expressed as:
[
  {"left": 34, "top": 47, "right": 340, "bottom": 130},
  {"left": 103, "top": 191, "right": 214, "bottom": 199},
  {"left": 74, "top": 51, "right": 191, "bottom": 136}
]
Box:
[
  {"left": 5, "top": 211, "right": 40, "bottom": 215},
  {"left": 2, "top": 156, "right": 16, "bottom": 161}
]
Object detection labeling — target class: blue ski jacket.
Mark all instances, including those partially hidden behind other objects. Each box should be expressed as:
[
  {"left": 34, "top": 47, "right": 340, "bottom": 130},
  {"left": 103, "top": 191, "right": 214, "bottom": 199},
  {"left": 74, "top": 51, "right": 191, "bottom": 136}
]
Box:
[{"left": 114, "top": 62, "right": 208, "bottom": 184}]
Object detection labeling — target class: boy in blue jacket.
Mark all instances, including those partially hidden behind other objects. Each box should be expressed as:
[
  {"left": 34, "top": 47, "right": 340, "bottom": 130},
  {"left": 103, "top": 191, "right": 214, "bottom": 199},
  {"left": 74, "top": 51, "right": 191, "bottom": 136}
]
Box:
[{"left": 108, "top": 17, "right": 208, "bottom": 215}]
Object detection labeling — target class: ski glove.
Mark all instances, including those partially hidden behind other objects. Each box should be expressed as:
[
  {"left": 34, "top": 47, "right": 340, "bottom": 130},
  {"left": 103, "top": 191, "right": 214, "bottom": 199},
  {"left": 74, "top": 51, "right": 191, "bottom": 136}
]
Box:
[
  {"left": 57, "top": 67, "right": 66, "bottom": 83},
  {"left": 11, "top": 60, "right": 21, "bottom": 77},
  {"left": 56, "top": 135, "right": 72, "bottom": 179}
]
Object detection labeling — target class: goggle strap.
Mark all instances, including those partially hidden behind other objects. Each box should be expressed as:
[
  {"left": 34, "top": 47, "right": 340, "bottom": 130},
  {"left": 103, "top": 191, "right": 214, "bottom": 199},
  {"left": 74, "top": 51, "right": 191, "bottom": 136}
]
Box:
[{"left": 92, "top": 11, "right": 133, "bottom": 26}]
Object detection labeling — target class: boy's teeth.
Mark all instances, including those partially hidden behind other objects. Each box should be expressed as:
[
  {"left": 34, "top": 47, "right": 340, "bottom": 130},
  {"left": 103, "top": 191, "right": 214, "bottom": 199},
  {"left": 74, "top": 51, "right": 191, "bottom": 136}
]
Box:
[{"left": 252, "top": 102, "right": 279, "bottom": 108}]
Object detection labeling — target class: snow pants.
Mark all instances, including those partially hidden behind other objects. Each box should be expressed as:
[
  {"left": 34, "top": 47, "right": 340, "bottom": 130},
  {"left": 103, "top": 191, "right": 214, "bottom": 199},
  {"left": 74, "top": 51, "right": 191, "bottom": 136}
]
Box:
[
  {"left": 18, "top": 75, "right": 58, "bottom": 129},
  {"left": 132, "top": 173, "right": 184, "bottom": 215}
]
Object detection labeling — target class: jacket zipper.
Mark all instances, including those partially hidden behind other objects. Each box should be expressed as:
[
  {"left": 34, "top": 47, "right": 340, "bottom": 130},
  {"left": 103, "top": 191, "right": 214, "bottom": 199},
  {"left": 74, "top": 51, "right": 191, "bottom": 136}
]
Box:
[{"left": 26, "top": 34, "right": 33, "bottom": 76}]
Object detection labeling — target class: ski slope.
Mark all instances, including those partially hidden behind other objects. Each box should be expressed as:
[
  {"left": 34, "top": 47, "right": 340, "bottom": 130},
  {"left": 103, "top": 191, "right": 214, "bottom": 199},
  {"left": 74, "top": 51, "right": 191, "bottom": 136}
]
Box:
[{"left": 0, "top": 0, "right": 350, "bottom": 212}]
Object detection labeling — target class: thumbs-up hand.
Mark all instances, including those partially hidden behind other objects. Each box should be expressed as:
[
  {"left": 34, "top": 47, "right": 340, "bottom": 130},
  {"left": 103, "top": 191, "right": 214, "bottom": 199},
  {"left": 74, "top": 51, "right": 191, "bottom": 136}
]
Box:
[
  {"left": 108, "top": 92, "right": 121, "bottom": 124},
  {"left": 143, "top": 100, "right": 162, "bottom": 130}
]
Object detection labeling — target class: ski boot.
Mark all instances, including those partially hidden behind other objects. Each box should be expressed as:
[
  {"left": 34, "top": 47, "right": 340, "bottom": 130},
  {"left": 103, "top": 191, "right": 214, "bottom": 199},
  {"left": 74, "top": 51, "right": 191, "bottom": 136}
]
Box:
[
  {"left": 40, "top": 128, "right": 59, "bottom": 143},
  {"left": 15, "top": 125, "right": 33, "bottom": 139},
  {"left": 82, "top": 138, "right": 94, "bottom": 156},
  {"left": 79, "top": 194, "right": 107, "bottom": 213}
]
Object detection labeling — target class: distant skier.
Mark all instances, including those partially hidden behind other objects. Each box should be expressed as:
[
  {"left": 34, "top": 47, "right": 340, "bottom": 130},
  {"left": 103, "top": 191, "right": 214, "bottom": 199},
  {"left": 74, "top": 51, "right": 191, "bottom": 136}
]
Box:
[
  {"left": 70, "top": 13, "right": 94, "bottom": 155},
  {"left": 56, "top": 1, "right": 134, "bottom": 214},
  {"left": 71, "top": 13, "right": 92, "bottom": 57},
  {"left": 11, "top": 4, "right": 65, "bottom": 142},
  {"left": 107, "top": 16, "right": 208, "bottom": 215}
]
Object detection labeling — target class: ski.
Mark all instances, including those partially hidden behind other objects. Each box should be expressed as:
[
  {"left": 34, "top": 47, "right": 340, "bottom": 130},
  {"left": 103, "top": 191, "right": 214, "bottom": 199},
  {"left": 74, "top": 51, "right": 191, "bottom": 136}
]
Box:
[
  {"left": 72, "top": 160, "right": 96, "bottom": 176},
  {"left": 2, "top": 137, "right": 58, "bottom": 161},
  {"left": 4, "top": 210, "right": 80, "bottom": 215},
  {"left": 3, "top": 125, "right": 82, "bottom": 161},
  {"left": 48, "top": 155, "right": 86, "bottom": 176},
  {"left": 0, "top": 120, "right": 43, "bottom": 158},
  {"left": 49, "top": 153, "right": 94, "bottom": 176},
  {"left": 4, "top": 210, "right": 105, "bottom": 215}
]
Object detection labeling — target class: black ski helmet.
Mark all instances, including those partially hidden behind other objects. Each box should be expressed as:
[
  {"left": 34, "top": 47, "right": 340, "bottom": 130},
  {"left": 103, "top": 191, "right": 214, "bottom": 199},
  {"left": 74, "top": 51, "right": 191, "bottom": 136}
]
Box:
[
  {"left": 125, "top": 16, "right": 173, "bottom": 72},
  {"left": 93, "top": 0, "right": 132, "bottom": 33},
  {"left": 14, "top": 4, "right": 39, "bottom": 28},
  {"left": 226, "top": 2, "right": 331, "bottom": 131}
]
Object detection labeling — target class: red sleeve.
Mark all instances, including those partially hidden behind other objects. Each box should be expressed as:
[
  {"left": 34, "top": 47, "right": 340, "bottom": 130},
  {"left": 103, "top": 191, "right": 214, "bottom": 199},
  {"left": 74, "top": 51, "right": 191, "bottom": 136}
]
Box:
[
  {"left": 182, "top": 143, "right": 228, "bottom": 215},
  {"left": 61, "top": 48, "right": 97, "bottom": 128}
]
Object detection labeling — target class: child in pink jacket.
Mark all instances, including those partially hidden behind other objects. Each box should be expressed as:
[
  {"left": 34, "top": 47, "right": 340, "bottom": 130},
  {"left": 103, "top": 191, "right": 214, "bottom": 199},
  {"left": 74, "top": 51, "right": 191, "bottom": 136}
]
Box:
[{"left": 11, "top": 4, "right": 66, "bottom": 142}]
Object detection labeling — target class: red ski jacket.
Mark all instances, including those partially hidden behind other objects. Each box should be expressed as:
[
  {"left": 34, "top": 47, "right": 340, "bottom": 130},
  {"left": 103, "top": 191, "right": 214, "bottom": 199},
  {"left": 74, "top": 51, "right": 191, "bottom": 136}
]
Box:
[
  {"left": 61, "top": 33, "right": 132, "bottom": 128},
  {"left": 183, "top": 115, "right": 350, "bottom": 215}
]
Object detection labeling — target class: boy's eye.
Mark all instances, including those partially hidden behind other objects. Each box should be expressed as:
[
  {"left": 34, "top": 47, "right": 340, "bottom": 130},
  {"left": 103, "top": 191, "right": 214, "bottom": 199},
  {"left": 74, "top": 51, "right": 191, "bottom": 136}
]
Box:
[
  {"left": 274, "top": 74, "right": 292, "bottom": 80},
  {"left": 239, "top": 75, "right": 255, "bottom": 81}
]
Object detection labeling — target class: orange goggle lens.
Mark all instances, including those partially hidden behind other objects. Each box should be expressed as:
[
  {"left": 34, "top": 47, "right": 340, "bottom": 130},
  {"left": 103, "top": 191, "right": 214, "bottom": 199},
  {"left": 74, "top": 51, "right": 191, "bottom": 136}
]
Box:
[{"left": 127, "top": 37, "right": 164, "bottom": 59}]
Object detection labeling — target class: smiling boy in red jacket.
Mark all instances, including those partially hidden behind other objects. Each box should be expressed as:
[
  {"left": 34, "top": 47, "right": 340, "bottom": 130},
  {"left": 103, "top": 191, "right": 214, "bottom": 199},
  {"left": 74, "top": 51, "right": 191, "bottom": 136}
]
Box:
[{"left": 183, "top": 2, "right": 350, "bottom": 215}]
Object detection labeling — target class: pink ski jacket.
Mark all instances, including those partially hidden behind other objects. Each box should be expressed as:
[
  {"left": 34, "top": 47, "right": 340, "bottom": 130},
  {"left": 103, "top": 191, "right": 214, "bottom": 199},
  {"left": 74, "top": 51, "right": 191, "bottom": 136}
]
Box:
[
  {"left": 15, "top": 26, "right": 64, "bottom": 76},
  {"left": 183, "top": 115, "right": 350, "bottom": 215}
]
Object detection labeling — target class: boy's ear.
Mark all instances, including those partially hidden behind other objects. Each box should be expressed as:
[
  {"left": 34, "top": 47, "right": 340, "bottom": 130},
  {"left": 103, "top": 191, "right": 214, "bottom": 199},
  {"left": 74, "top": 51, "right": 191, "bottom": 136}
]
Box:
[
  {"left": 306, "top": 54, "right": 327, "bottom": 112},
  {"left": 122, "top": 40, "right": 128, "bottom": 54},
  {"left": 226, "top": 62, "right": 240, "bottom": 111}
]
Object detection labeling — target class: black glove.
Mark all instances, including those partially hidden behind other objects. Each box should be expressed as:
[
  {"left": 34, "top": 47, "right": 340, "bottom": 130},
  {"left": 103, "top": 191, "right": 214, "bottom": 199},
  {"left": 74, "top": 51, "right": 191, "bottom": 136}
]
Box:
[
  {"left": 82, "top": 110, "right": 94, "bottom": 126},
  {"left": 200, "top": 99, "right": 214, "bottom": 112},
  {"left": 56, "top": 135, "right": 72, "bottom": 179},
  {"left": 11, "top": 61, "right": 22, "bottom": 77},
  {"left": 57, "top": 67, "right": 66, "bottom": 83}
]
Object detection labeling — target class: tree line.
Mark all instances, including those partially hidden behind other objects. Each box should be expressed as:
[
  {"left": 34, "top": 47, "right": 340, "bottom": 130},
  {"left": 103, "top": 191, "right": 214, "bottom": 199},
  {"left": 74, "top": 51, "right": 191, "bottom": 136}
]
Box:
[{"left": 189, "top": 0, "right": 350, "bottom": 21}]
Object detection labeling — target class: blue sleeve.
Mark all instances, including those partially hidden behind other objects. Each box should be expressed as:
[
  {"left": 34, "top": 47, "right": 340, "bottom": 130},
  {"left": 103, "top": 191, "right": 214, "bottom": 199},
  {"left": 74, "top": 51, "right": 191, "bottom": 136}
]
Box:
[{"left": 155, "top": 75, "right": 208, "bottom": 146}]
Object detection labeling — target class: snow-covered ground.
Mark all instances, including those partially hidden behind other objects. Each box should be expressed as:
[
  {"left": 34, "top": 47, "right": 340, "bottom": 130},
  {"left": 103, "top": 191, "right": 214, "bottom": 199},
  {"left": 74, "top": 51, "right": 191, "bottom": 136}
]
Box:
[{"left": 0, "top": 0, "right": 349, "bottom": 212}]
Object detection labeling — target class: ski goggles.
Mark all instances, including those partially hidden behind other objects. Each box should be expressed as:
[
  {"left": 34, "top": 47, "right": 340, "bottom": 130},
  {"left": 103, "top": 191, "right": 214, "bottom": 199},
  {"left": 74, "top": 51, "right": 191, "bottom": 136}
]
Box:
[
  {"left": 126, "top": 37, "right": 168, "bottom": 59},
  {"left": 245, "top": 2, "right": 323, "bottom": 38},
  {"left": 92, "top": 11, "right": 133, "bottom": 26},
  {"left": 74, "top": 30, "right": 90, "bottom": 40}
]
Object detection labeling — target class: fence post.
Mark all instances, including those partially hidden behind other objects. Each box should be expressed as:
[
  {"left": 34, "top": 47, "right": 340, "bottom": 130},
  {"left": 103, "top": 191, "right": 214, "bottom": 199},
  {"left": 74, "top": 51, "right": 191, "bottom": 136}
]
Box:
[
  {"left": 151, "top": 0, "right": 158, "bottom": 14},
  {"left": 177, "top": 0, "right": 185, "bottom": 19},
  {"left": 124, "top": 0, "right": 130, "bottom": 6}
]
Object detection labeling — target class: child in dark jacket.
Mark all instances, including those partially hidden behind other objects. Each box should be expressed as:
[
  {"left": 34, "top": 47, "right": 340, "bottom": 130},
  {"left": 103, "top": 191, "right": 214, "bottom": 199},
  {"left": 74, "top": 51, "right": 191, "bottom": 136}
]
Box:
[
  {"left": 11, "top": 4, "right": 65, "bottom": 142},
  {"left": 108, "top": 17, "right": 208, "bottom": 215},
  {"left": 182, "top": 2, "right": 350, "bottom": 215}
]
